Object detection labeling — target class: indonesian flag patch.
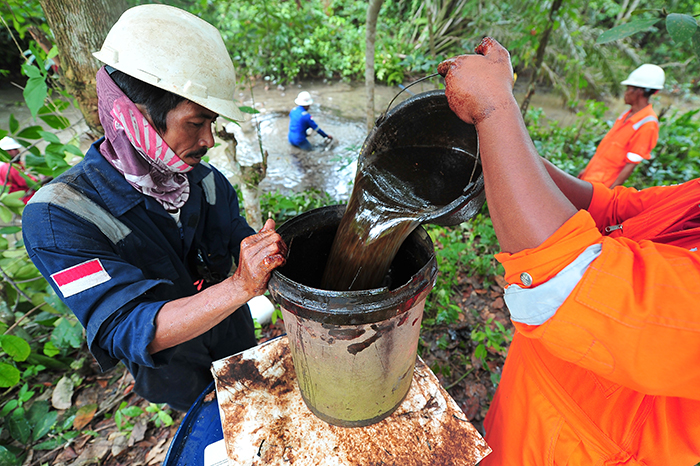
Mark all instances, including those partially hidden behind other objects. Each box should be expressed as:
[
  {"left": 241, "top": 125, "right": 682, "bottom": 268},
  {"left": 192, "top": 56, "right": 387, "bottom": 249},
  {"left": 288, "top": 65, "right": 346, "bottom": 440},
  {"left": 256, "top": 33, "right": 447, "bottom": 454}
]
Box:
[{"left": 51, "top": 258, "right": 111, "bottom": 298}]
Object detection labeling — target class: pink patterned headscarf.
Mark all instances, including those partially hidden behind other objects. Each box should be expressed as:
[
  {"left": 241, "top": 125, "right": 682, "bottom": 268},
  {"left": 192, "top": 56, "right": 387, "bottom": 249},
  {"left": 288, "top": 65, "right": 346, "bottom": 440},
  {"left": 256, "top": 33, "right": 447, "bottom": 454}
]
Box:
[{"left": 96, "top": 66, "right": 191, "bottom": 211}]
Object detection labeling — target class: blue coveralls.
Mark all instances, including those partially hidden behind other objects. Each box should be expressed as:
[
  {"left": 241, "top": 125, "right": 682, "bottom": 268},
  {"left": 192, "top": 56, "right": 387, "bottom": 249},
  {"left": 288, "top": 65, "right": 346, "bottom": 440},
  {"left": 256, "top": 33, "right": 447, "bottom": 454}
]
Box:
[
  {"left": 288, "top": 105, "right": 328, "bottom": 150},
  {"left": 22, "top": 140, "right": 257, "bottom": 411}
]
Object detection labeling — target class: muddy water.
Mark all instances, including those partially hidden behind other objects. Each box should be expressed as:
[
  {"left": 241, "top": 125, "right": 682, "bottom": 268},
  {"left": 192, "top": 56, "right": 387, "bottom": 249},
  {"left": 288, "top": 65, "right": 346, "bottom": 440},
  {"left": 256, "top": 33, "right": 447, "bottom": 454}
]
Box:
[{"left": 214, "top": 79, "right": 441, "bottom": 201}]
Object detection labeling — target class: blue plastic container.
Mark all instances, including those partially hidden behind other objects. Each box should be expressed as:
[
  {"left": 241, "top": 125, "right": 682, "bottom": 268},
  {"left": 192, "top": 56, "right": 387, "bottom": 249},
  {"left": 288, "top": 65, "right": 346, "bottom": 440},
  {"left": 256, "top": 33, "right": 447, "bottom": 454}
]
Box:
[{"left": 163, "top": 381, "right": 222, "bottom": 466}]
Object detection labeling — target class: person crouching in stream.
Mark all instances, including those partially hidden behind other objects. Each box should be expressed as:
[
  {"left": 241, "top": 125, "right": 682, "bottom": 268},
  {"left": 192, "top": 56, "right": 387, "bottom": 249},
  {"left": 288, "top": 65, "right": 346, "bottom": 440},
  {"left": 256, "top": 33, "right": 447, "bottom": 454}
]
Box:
[{"left": 288, "top": 91, "right": 333, "bottom": 151}]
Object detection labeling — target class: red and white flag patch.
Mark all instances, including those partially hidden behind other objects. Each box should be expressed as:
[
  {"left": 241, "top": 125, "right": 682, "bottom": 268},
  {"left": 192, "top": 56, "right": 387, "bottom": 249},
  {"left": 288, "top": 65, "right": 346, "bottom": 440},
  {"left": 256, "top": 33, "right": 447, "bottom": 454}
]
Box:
[{"left": 51, "top": 258, "right": 111, "bottom": 298}]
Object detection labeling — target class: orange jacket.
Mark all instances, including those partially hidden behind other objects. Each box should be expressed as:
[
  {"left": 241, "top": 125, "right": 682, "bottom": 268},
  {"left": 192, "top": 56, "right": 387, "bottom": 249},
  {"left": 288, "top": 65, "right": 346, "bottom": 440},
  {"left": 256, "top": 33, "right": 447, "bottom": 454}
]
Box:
[
  {"left": 580, "top": 105, "right": 659, "bottom": 187},
  {"left": 482, "top": 180, "right": 700, "bottom": 465}
]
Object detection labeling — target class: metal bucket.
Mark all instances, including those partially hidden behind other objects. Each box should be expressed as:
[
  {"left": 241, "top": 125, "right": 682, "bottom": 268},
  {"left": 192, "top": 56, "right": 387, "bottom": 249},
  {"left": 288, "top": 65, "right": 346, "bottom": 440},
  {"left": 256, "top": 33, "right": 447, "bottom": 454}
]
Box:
[
  {"left": 360, "top": 89, "right": 485, "bottom": 226},
  {"left": 268, "top": 205, "right": 437, "bottom": 427}
]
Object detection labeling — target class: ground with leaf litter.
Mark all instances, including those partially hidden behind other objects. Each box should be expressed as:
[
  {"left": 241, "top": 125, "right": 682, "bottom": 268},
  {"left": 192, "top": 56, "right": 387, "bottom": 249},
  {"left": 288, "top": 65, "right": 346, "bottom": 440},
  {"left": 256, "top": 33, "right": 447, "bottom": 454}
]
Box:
[{"left": 28, "top": 277, "right": 509, "bottom": 466}]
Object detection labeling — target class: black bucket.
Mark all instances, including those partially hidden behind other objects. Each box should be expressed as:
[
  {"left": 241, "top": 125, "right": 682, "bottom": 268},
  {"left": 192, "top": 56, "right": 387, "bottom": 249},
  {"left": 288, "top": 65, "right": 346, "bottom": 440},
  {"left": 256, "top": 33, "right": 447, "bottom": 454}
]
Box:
[
  {"left": 268, "top": 205, "right": 437, "bottom": 427},
  {"left": 359, "top": 89, "right": 485, "bottom": 226}
]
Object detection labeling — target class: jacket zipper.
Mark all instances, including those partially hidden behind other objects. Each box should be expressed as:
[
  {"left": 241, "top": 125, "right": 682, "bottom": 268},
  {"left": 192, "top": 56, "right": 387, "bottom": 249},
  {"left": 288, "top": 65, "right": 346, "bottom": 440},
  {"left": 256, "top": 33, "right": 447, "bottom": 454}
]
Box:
[{"left": 605, "top": 224, "right": 623, "bottom": 233}]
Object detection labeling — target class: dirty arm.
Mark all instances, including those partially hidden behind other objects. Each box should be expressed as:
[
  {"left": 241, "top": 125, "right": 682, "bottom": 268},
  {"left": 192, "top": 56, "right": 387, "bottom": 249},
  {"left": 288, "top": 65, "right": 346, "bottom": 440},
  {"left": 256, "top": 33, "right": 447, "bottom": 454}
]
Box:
[
  {"left": 438, "top": 38, "right": 578, "bottom": 254},
  {"left": 147, "top": 219, "right": 287, "bottom": 354}
]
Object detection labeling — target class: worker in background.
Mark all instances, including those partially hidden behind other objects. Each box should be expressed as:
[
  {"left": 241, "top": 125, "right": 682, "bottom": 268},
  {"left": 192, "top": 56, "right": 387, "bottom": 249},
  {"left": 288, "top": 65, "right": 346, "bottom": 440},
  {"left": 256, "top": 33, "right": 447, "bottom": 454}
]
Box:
[
  {"left": 22, "top": 5, "right": 287, "bottom": 412},
  {"left": 439, "top": 38, "right": 699, "bottom": 465},
  {"left": 288, "top": 91, "right": 333, "bottom": 150},
  {"left": 0, "top": 136, "right": 39, "bottom": 203},
  {"left": 578, "top": 64, "right": 665, "bottom": 187}
]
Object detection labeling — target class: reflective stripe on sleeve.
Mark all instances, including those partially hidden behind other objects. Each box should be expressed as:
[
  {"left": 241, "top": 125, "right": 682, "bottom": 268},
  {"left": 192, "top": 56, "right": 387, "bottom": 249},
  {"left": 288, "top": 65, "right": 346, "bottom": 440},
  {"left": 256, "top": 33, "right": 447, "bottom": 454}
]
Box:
[
  {"left": 626, "top": 152, "right": 644, "bottom": 163},
  {"left": 503, "top": 244, "right": 602, "bottom": 326}
]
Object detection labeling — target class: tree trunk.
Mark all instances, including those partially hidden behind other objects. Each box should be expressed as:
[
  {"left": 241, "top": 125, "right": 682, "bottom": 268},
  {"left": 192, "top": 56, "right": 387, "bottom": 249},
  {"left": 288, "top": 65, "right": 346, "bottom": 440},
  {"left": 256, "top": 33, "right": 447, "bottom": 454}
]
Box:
[
  {"left": 365, "top": 0, "right": 384, "bottom": 133},
  {"left": 519, "top": 0, "right": 564, "bottom": 117},
  {"left": 217, "top": 127, "right": 266, "bottom": 231},
  {"left": 38, "top": 0, "right": 128, "bottom": 139}
]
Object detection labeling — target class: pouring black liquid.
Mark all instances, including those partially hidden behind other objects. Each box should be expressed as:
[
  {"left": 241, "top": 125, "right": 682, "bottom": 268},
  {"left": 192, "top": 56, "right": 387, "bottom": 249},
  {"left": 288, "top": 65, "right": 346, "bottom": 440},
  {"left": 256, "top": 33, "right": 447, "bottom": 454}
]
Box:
[{"left": 321, "top": 145, "right": 480, "bottom": 291}]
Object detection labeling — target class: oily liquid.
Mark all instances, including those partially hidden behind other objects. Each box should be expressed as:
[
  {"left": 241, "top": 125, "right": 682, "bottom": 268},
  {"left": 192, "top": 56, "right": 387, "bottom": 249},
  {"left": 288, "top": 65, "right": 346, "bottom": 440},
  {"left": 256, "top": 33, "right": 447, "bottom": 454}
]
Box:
[{"left": 321, "top": 146, "right": 478, "bottom": 291}]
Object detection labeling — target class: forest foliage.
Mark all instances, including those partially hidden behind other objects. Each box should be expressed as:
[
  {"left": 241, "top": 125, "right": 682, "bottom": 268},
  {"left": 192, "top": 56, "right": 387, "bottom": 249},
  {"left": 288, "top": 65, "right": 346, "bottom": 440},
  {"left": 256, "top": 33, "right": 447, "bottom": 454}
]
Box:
[{"left": 1, "top": 0, "right": 700, "bottom": 464}]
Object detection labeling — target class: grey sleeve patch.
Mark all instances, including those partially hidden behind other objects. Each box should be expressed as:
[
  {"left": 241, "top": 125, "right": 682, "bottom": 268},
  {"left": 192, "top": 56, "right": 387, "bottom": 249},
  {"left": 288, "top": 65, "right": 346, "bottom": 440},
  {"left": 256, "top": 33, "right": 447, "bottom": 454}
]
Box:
[
  {"left": 200, "top": 171, "right": 217, "bottom": 205},
  {"left": 503, "top": 244, "right": 603, "bottom": 326},
  {"left": 28, "top": 183, "right": 131, "bottom": 244}
]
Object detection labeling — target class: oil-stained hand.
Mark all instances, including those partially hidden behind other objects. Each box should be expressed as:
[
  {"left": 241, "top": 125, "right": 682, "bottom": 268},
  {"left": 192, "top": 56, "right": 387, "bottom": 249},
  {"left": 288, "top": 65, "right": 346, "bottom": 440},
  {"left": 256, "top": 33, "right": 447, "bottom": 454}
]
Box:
[
  {"left": 437, "top": 37, "right": 514, "bottom": 126},
  {"left": 233, "top": 218, "right": 288, "bottom": 297}
]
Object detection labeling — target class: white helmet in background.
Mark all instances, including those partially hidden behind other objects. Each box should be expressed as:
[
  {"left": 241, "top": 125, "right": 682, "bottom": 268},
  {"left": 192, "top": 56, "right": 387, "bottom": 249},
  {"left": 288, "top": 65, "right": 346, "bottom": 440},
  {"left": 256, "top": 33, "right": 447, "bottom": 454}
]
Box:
[
  {"left": 93, "top": 4, "right": 243, "bottom": 121},
  {"left": 621, "top": 64, "right": 665, "bottom": 90},
  {"left": 0, "top": 136, "right": 22, "bottom": 151},
  {"left": 295, "top": 91, "right": 314, "bottom": 106}
]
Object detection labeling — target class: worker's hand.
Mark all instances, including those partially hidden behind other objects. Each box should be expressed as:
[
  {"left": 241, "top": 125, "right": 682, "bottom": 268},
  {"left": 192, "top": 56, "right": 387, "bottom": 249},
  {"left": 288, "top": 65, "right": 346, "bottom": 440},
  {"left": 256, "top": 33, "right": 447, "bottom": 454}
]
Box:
[
  {"left": 232, "top": 218, "right": 287, "bottom": 297},
  {"left": 437, "top": 37, "right": 515, "bottom": 126},
  {"left": 326, "top": 135, "right": 333, "bottom": 140}
]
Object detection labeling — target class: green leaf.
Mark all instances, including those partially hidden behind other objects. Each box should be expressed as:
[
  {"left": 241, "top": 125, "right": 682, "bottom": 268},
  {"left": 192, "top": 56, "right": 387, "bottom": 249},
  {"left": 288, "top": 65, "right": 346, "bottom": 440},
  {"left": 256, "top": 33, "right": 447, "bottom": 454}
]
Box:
[
  {"left": 8, "top": 409, "right": 31, "bottom": 444},
  {"left": 0, "top": 362, "right": 21, "bottom": 387},
  {"left": 692, "top": 23, "right": 700, "bottom": 56},
  {"left": 238, "top": 106, "right": 260, "bottom": 114},
  {"left": 0, "top": 446, "right": 20, "bottom": 466},
  {"left": 39, "top": 114, "right": 70, "bottom": 130},
  {"left": 43, "top": 340, "right": 60, "bottom": 357},
  {"left": 0, "top": 205, "right": 13, "bottom": 223},
  {"left": 666, "top": 13, "right": 698, "bottom": 43},
  {"left": 121, "top": 406, "right": 144, "bottom": 417},
  {"left": 596, "top": 18, "right": 661, "bottom": 44},
  {"left": 27, "top": 400, "right": 49, "bottom": 427},
  {"left": 21, "top": 63, "right": 42, "bottom": 79},
  {"left": 0, "top": 226, "right": 22, "bottom": 235},
  {"left": 23, "top": 77, "right": 48, "bottom": 119},
  {"left": 1, "top": 191, "right": 28, "bottom": 208},
  {"left": 9, "top": 115, "right": 19, "bottom": 134},
  {"left": 38, "top": 131, "right": 61, "bottom": 144},
  {"left": 1, "top": 335, "right": 31, "bottom": 362},
  {"left": 16, "top": 125, "right": 43, "bottom": 140},
  {"left": 52, "top": 317, "right": 83, "bottom": 349},
  {"left": 32, "top": 410, "right": 58, "bottom": 441},
  {"left": 33, "top": 435, "right": 70, "bottom": 450},
  {"left": 25, "top": 353, "right": 70, "bottom": 370},
  {"left": 64, "top": 144, "right": 84, "bottom": 157}
]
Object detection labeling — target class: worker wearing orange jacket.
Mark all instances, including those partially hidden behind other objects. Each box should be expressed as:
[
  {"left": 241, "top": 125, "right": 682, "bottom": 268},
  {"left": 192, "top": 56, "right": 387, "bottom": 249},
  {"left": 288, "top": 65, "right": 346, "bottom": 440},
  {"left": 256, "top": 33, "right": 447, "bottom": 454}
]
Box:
[
  {"left": 439, "top": 38, "right": 699, "bottom": 465},
  {"left": 579, "top": 64, "right": 665, "bottom": 188}
]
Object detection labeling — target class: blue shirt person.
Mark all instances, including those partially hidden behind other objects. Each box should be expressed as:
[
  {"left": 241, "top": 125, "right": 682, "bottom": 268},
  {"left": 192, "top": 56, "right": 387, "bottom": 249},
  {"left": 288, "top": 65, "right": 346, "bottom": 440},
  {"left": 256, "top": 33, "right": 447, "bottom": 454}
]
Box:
[{"left": 288, "top": 91, "right": 333, "bottom": 150}]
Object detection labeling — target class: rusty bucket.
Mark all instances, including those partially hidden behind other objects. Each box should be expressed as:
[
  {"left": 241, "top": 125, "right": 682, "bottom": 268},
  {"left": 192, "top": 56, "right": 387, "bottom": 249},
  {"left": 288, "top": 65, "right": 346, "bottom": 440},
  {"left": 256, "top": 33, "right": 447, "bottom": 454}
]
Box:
[{"left": 268, "top": 205, "right": 437, "bottom": 427}]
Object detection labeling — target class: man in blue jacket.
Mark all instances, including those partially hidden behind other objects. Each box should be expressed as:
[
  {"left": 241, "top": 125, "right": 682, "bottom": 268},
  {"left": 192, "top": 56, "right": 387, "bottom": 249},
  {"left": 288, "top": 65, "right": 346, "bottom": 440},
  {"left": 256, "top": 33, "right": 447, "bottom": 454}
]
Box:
[
  {"left": 22, "top": 5, "right": 287, "bottom": 412},
  {"left": 288, "top": 91, "right": 333, "bottom": 150}
]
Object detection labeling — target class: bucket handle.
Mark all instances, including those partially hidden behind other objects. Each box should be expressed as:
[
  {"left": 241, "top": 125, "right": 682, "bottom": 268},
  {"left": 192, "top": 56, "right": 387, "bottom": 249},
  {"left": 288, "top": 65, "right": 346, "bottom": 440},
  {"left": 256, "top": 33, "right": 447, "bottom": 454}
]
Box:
[
  {"left": 382, "top": 72, "right": 441, "bottom": 118},
  {"left": 381, "top": 72, "right": 481, "bottom": 190}
]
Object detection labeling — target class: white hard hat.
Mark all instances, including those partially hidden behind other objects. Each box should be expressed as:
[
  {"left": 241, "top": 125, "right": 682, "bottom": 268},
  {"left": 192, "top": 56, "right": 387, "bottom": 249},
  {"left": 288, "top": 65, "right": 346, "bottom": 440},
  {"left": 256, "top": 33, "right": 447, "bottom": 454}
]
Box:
[
  {"left": 621, "top": 64, "right": 665, "bottom": 90},
  {"left": 0, "top": 136, "right": 21, "bottom": 151},
  {"left": 295, "top": 91, "right": 313, "bottom": 106},
  {"left": 93, "top": 4, "right": 243, "bottom": 121}
]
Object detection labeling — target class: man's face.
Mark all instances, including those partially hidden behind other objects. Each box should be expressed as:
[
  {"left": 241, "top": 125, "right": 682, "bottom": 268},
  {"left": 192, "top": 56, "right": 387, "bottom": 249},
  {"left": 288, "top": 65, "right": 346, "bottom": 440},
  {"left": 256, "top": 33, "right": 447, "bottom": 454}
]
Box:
[
  {"left": 623, "top": 86, "right": 642, "bottom": 105},
  {"left": 161, "top": 100, "right": 218, "bottom": 166}
]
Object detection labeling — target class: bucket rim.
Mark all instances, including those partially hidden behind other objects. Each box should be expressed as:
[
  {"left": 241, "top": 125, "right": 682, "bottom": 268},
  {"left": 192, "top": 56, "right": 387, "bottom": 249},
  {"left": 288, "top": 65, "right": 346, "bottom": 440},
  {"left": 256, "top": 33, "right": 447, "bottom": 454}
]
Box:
[{"left": 268, "top": 205, "right": 438, "bottom": 325}]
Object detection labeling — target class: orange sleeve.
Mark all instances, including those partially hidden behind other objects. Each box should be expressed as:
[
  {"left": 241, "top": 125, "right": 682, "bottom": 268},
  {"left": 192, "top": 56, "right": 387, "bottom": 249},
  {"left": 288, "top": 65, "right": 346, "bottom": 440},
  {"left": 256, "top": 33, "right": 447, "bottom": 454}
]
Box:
[
  {"left": 626, "top": 120, "right": 658, "bottom": 161},
  {"left": 514, "top": 237, "right": 700, "bottom": 400},
  {"left": 495, "top": 211, "right": 603, "bottom": 287}
]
